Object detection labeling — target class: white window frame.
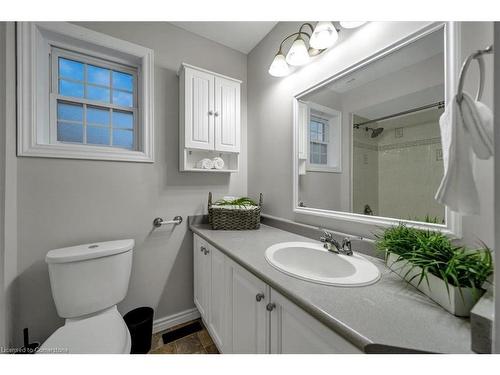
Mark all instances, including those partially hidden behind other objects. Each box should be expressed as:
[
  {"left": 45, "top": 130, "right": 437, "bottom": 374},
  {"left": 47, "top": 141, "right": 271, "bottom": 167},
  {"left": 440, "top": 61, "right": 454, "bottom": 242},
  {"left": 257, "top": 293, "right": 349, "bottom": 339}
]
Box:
[
  {"left": 51, "top": 47, "right": 139, "bottom": 149},
  {"left": 17, "top": 22, "right": 155, "bottom": 162},
  {"left": 306, "top": 103, "right": 342, "bottom": 173}
]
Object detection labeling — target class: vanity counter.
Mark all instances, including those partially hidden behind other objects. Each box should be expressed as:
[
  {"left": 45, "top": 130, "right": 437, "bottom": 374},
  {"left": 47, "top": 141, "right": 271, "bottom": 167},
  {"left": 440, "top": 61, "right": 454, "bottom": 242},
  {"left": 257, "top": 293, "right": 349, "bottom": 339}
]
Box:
[{"left": 189, "top": 222, "right": 472, "bottom": 354}]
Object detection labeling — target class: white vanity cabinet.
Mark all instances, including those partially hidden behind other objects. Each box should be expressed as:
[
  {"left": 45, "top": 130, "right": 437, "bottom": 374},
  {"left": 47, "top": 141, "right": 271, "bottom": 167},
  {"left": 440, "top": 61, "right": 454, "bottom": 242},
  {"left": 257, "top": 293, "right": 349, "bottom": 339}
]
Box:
[
  {"left": 224, "top": 258, "right": 269, "bottom": 353},
  {"left": 179, "top": 64, "right": 241, "bottom": 172},
  {"left": 193, "top": 235, "right": 211, "bottom": 320},
  {"left": 193, "top": 236, "right": 226, "bottom": 351},
  {"left": 269, "top": 289, "right": 362, "bottom": 354},
  {"left": 192, "top": 234, "right": 362, "bottom": 354}
]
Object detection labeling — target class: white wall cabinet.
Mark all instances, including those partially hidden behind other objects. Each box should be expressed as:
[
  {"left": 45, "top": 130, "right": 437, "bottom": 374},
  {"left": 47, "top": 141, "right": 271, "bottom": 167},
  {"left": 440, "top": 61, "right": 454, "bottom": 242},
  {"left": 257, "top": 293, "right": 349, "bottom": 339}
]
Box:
[
  {"left": 214, "top": 76, "right": 241, "bottom": 153},
  {"left": 182, "top": 67, "right": 215, "bottom": 151},
  {"left": 179, "top": 64, "right": 241, "bottom": 172},
  {"left": 193, "top": 234, "right": 362, "bottom": 354}
]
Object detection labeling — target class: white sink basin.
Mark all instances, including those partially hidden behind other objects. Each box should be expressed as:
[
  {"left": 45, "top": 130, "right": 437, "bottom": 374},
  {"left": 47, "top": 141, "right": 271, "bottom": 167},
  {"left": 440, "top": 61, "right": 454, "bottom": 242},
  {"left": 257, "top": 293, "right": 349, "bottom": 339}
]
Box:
[{"left": 265, "top": 241, "right": 381, "bottom": 287}]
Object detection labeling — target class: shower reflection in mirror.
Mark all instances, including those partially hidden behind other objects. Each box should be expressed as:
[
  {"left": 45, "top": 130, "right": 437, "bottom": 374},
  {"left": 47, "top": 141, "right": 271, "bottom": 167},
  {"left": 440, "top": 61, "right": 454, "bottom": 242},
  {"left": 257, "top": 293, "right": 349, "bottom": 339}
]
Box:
[{"left": 296, "top": 27, "right": 447, "bottom": 225}]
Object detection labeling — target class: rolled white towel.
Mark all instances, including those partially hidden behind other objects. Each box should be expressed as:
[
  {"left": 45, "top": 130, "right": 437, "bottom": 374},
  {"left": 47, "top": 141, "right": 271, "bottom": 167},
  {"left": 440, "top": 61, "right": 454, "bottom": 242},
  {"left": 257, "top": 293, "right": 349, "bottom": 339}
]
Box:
[
  {"left": 196, "top": 158, "right": 214, "bottom": 169},
  {"left": 212, "top": 157, "right": 225, "bottom": 170}
]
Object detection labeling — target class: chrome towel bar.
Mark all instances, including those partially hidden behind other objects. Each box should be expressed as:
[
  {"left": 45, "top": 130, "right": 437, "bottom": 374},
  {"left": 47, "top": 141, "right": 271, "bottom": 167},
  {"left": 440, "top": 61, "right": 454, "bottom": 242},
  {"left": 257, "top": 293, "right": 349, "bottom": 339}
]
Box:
[{"left": 153, "top": 216, "right": 183, "bottom": 228}]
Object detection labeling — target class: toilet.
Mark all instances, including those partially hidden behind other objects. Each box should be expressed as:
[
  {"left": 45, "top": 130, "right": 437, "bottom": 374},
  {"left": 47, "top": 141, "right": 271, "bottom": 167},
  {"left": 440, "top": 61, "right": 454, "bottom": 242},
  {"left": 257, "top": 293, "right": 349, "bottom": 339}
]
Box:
[{"left": 39, "top": 239, "right": 134, "bottom": 354}]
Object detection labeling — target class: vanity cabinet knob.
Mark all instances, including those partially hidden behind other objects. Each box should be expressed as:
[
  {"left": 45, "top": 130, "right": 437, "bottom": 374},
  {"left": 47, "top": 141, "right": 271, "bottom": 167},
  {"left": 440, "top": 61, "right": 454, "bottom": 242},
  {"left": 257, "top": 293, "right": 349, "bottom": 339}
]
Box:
[
  {"left": 255, "top": 293, "right": 265, "bottom": 302},
  {"left": 200, "top": 246, "right": 206, "bottom": 253},
  {"left": 204, "top": 249, "right": 210, "bottom": 255},
  {"left": 208, "top": 110, "right": 214, "bottom": 116},
  {"left": 266, "top": 302, "right": 276, "bottom": 311},
  {"left": 214, "top": 111, "right": 219, "bottom": 117}
]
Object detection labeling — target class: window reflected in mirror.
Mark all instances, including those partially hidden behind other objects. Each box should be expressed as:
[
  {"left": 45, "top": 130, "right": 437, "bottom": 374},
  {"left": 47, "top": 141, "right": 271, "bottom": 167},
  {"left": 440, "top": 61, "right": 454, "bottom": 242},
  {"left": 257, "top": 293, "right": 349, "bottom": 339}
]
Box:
[{"left": 296, "top": 28, "right": 446, "bottom": 224}]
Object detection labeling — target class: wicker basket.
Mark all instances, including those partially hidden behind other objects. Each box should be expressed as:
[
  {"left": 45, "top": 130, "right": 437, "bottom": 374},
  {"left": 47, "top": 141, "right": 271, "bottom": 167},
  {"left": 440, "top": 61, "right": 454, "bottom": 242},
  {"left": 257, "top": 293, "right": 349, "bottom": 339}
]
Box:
[{"left": 208, "top": 192, "right": 262, "bottom": 230}]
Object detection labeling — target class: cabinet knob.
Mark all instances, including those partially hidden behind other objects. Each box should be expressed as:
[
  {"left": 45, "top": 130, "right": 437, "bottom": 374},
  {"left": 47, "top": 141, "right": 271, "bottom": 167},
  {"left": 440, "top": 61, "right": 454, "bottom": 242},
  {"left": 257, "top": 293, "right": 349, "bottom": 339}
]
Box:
[
  {"left": 255, "top": 293, "right": 265, "bottom": 302},
  {"left": 200, "top": 246, "right": 206, "bottom": 253},
  {"left": 266, "top": 302, "right": 276, "bottom": 311},
  {"left": 214, "top": 111, "right": 219, "bottom": 117},
  {"left": 208, "top": 110, "right": 214, "bottom": 115},
  {"left": 204, "top": 249, "right": 210, "bottom": 255}
]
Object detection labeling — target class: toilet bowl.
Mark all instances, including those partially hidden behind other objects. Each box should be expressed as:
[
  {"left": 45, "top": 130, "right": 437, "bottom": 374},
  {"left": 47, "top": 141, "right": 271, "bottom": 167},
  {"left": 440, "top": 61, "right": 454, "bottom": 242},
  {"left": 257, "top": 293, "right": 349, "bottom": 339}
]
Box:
[{"left": 39, "top": 239, "right": 134, "bottom": 354}]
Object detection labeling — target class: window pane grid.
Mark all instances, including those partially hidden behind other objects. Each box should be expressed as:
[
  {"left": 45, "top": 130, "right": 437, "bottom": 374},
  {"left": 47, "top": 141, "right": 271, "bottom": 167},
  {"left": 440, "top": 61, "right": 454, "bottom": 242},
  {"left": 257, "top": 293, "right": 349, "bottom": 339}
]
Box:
[
  {"left": 309, "top": 117, "right": 329, "bottom": 165},
  {"left": 56, "top": 100, "right": 134, "bottom": 149},
  {"left": 58, "top": 57, "right": 135, "bottom": 108},
  {"left": 310, "top": 141, "right": 328, "bottom": 165},
  {"left": 55, "top": 53, "right": 137, "bottom": 150}
]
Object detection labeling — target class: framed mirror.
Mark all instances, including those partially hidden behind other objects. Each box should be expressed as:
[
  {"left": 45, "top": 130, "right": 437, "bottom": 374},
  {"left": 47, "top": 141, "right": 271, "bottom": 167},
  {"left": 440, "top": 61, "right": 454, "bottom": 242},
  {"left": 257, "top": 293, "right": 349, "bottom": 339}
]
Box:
[{"left": 293, "top": 23, "right": 462, "bottom": 237}]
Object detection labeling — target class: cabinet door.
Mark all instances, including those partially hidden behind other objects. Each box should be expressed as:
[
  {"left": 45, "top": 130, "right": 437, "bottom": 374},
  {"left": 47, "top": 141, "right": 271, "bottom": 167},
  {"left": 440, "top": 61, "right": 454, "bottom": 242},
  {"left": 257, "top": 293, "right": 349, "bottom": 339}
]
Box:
[
  {"left": 269, "top": 289, "right": 362, "bottom": 354},
  {"left": 184, "top": 68, "right": 215, "bottom": 150},
  {"left": 225, "top": 259, "right": 268, "bottom": 353},
  {"left": 193, "top": 235, "right": 211, "bottom": 320},
  {"left": 208, "top": 245, "right": 226, "bottom": 351},
  {"left": 214, "top": 76, "right": 240, "bottom": 153}
]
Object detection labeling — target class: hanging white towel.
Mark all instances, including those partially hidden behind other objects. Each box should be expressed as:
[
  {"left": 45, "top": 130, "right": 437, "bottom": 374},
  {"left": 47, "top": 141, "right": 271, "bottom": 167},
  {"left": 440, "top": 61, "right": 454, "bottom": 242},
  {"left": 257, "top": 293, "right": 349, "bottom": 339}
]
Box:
[
  {"left": 212, "top": 157, "right": 225, "bottom": 170},
  {"left": 435, "top": 92, "right": 493, "bottom": 215},
  {"left": 196, "top": 158, "right": 214, "bottom": 169}
]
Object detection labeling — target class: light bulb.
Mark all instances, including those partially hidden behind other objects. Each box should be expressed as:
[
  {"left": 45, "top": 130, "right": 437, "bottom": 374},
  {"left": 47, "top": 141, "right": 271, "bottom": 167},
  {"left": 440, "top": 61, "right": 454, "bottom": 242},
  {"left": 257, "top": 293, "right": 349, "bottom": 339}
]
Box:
[
  {"left": 340, "top": 21, "right": 367, "bottom": 29},
  {"left": 286, "top": 37, "right": 311, "bottom": 66},
  {"left": 268, "top": 52, "right": 290, "bottom": 77},
  {"left": 310, "top": 22, "right": 338, "bottom": 50}
]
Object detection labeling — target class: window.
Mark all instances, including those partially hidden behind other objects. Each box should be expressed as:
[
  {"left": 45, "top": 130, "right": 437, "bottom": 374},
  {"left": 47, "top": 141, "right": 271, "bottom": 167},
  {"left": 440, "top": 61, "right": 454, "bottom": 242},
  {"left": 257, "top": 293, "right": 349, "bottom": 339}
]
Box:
[
  {"left": 53, "top": 51, "right": 137, "bottom": 150},
  {"left": 309, "top": 116, "right": 329, "bottom": 165},
  {"left": 17, "top": 22, "right": 154, "bottom": 162},
  {"left": 305, "top": 103, "right": 342, "bottom": 173}
]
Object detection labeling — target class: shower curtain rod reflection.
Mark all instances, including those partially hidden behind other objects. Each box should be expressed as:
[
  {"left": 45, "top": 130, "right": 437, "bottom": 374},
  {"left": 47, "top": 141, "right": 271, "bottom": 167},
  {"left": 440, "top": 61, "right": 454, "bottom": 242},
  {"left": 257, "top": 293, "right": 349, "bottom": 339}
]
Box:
[{"left": 353, "top": 101, "right": 445, "bottom": 128}]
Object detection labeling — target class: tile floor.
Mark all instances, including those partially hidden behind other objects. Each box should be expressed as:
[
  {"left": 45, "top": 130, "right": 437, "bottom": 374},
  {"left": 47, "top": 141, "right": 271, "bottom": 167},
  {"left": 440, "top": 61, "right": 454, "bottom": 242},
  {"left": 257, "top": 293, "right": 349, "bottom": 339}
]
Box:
[{"left": 149, "top": 319, "right": 219, "bottom": 354}]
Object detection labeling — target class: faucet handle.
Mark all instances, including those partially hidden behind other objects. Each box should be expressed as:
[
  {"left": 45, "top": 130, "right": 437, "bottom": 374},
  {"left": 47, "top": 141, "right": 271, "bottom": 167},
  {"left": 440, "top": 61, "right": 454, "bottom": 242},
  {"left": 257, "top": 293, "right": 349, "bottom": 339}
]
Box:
[
  {"left": 342, "top": 237, "right": 353, "bottom": 255},
  {"left": 321, "top": 229, "right": 333, "bottom": 239}
]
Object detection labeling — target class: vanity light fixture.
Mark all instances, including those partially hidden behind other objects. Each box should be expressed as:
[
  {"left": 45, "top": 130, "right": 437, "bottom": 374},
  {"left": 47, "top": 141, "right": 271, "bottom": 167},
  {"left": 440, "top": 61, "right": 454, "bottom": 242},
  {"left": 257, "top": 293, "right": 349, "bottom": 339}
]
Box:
[
  {"left": 268, "top": 21, "right": 367, "bottom": 77},
  {"left": 286, "top": 35, "right": 311, "bottom": 66},
  {"left": 268, "top": 49, "right": 290, "bottom": 77},
  {"left": 310, "top": 21, "right": 338, "bottom": 49}
]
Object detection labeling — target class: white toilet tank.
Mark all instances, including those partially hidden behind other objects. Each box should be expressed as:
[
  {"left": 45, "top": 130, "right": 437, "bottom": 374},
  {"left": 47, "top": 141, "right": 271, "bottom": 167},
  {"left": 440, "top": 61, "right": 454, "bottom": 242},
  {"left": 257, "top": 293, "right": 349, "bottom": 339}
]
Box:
[{"left": 45, "top": 239, "right": 134, "bottom": 318}]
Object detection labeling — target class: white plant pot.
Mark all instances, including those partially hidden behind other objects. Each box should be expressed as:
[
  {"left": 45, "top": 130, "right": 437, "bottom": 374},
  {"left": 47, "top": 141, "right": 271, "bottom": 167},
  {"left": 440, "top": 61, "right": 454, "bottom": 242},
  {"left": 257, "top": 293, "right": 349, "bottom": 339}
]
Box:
[{"left": 386, "top": 253, "right": 483, "bottom": 317}]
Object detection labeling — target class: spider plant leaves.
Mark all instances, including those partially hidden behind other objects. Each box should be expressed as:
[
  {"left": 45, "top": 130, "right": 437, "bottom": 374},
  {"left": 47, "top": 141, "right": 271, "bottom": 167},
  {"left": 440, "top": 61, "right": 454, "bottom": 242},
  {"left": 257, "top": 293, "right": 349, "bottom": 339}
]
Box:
[
  {"left": 375, "top": 223, "right": 493, "bottom": 298},
  {"left": 214, "top": 197, "right": 258, "bottom": 208}
]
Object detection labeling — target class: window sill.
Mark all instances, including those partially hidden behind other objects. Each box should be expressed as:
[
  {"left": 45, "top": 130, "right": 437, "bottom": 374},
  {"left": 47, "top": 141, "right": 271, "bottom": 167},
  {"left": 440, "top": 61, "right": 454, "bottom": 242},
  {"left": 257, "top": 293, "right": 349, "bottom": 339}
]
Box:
[
  {"left": 306, "top": 165, "right": 342, "bottom": 173},
  {"left": 18, "top": 143, "right": 154, "bottom": 163}
]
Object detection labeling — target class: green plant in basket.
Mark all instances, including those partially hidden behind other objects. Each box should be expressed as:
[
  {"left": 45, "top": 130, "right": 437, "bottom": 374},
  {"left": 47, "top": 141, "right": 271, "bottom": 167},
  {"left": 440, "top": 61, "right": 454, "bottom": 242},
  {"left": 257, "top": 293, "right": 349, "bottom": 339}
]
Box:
[
  {"left": 375, "top": 223, "right": 493, "bottom": 299},
  {"left": 214, "top": 197, "right": 258, "bottom": 208}
]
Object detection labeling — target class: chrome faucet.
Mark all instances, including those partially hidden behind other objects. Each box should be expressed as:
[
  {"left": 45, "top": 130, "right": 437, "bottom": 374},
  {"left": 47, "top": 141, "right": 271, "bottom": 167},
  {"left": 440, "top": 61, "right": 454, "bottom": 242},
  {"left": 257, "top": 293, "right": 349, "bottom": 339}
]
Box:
[{"left": 320, "top": 230, "right": 353, "bottom": 256}]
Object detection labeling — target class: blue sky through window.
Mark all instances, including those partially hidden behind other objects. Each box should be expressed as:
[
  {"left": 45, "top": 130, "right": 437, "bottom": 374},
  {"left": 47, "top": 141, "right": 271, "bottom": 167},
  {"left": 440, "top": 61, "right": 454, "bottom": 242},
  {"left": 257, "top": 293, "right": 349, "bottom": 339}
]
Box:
[{"left": 56, "top": 56, "right": 135, "bottom": 149}]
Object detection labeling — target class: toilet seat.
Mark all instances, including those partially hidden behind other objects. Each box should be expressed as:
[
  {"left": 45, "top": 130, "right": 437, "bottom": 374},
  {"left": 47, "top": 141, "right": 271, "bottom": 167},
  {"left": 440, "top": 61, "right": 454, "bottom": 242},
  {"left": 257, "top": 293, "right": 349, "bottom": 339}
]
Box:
[{"left": 39, "top": 307, "right": 131, "bottom": 354}]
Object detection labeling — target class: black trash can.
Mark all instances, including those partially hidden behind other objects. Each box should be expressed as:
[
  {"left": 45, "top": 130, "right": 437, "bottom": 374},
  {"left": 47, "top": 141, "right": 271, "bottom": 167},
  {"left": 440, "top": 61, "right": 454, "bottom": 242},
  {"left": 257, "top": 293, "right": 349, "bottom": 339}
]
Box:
[{"left": 124, "top": 307, "right": 154, "bottom": 354}]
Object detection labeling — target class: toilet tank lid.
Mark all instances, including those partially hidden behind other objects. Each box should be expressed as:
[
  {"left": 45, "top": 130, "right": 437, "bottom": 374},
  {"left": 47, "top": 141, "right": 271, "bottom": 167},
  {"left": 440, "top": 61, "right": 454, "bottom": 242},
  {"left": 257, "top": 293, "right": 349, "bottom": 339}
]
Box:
[{"left": 46, "top": 239, "right": 134, "bottom": 264}]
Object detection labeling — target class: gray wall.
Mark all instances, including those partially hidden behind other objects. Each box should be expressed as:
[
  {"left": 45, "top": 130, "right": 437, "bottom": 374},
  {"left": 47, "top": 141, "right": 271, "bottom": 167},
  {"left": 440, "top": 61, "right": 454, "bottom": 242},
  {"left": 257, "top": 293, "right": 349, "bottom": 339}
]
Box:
[
  {"left": 248, "top": 22, "right": 494, "bottom": 248},
  {"left": 10, "top": 22, "right": 248, "bottom": 345},
  {"left": 1, "top": 22, "right": 17, "bottom": 349},
  {"left": 0, "top": 21, "right": 6, "bottom": 348},
  {"left": 494, "top": 21, "right": 499, "bottom": 354}
]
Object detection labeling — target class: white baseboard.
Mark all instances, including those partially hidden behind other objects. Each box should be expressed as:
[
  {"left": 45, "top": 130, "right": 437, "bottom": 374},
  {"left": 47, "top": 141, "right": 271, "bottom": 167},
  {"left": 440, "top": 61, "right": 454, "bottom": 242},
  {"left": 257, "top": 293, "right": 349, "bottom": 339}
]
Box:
[{"left": 152, "top": 307, "right": 201, "bottom": 334}]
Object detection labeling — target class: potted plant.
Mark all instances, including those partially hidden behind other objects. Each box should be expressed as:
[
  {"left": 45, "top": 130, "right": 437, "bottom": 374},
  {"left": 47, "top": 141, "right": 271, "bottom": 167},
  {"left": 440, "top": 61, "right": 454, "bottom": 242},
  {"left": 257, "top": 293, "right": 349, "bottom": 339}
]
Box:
[
  {"left": 208, "top": 192, "right": 263, "bottom": 230},
  {"left": 375, "top": 223, "right": 493, "bottom": 317}
]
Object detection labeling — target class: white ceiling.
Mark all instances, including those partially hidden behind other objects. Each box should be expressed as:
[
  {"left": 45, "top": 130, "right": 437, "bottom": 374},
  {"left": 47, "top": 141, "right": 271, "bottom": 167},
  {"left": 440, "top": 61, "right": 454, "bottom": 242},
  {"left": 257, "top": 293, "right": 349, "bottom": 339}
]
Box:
[
  {"left": 328, "top": 28, "right": 444, "bottom": 94},
  {"left": 170, "top": 22, "right": 278, "bottom": 54}
]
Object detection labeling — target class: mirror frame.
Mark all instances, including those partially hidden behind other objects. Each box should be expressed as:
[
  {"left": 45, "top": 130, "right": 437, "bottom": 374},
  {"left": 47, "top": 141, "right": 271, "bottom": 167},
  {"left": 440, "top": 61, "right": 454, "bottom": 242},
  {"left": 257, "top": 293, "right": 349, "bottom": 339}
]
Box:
[{"left": 292, "top": 22, "right": 462, "bottom": 238}]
